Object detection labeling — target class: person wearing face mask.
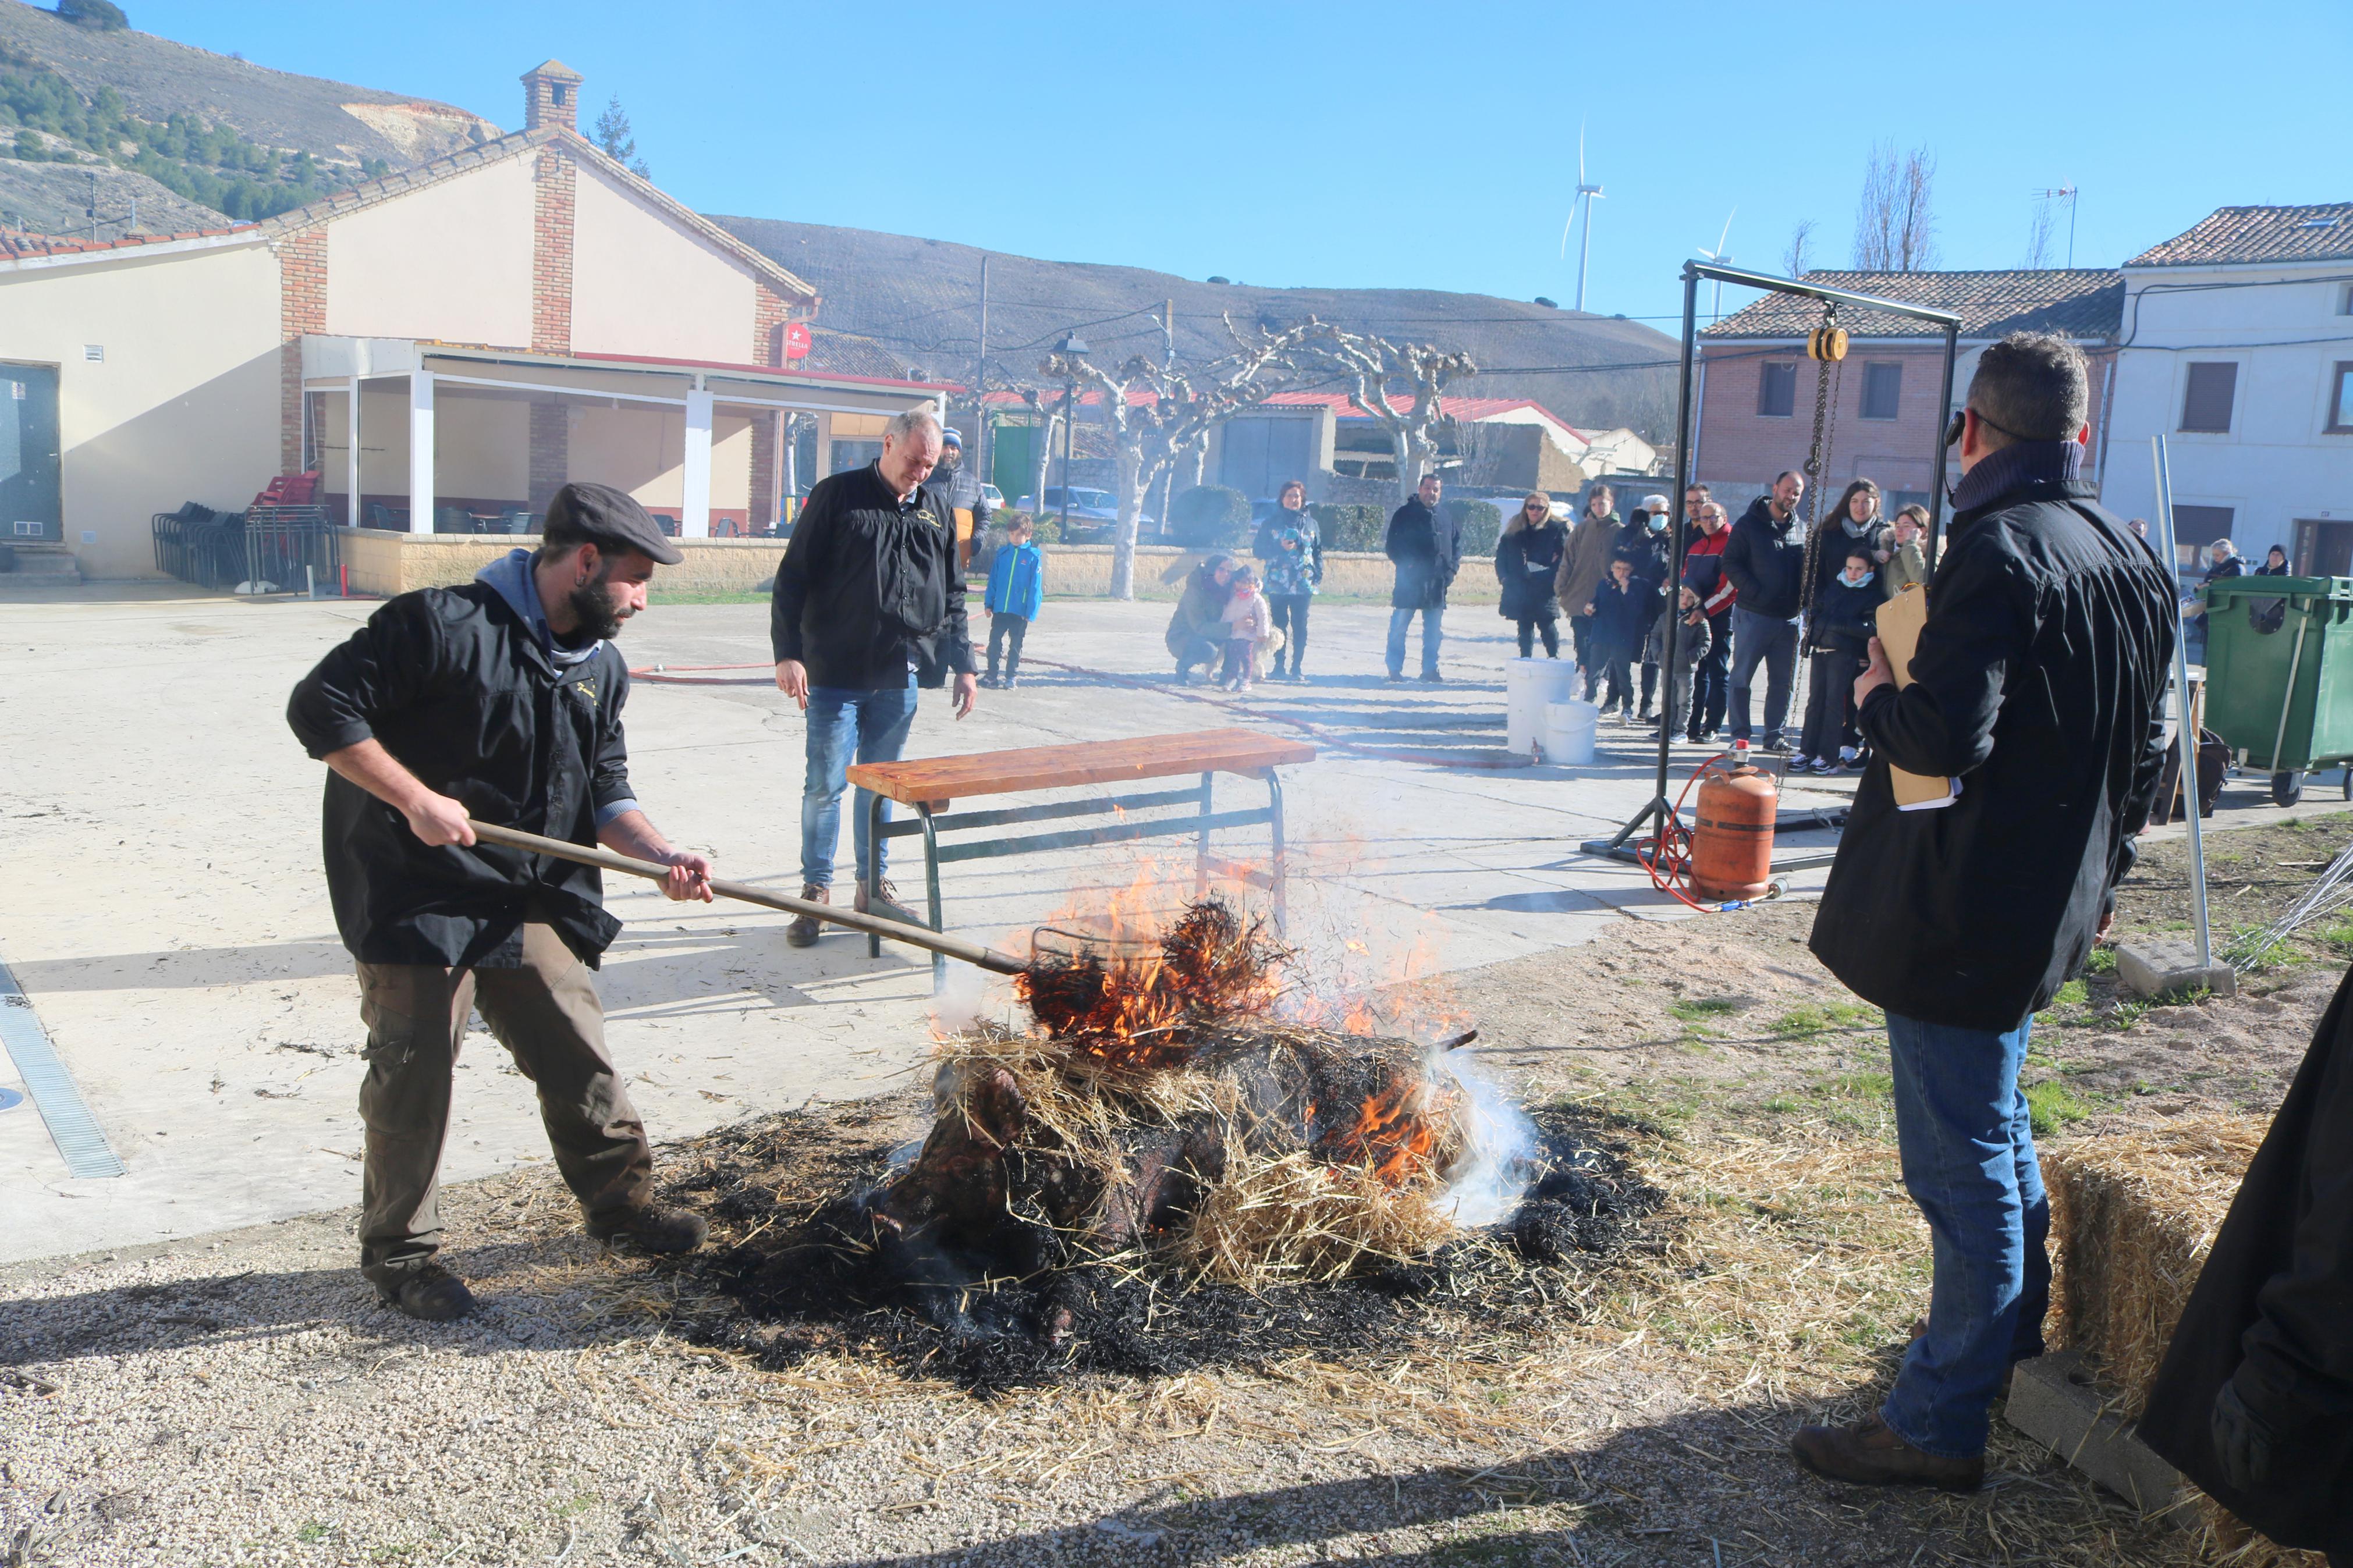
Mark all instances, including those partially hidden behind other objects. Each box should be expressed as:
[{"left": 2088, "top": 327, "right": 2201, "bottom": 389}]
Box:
[
  {"left": 1795, "top": 547, "right": 1882, "bottom": 774},
  {"left": 1617, "top": 493, "right": 1676, "bottom": 723}
]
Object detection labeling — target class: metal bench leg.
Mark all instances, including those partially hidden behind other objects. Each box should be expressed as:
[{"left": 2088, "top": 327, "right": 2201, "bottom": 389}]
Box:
[
  {"left": 1195, "top": 770, "right": 1215, "bottom": 901},
  {"left": 1266, "top": 769, "right": 1289, "bottom": 934},
  {"left": 865, "top": 792, "right": 885, "bottom": 959},
  {"left": 919, "top": 803, "right": 946, "bottom": 995}
]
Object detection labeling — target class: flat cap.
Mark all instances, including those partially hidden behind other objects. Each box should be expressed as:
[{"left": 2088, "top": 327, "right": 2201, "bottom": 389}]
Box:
[{"left": 543, "top": 481, "right": 684, "bottom": 566}]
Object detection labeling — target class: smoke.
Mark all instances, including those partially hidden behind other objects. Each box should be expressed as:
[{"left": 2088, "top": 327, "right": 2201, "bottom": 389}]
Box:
[{"left": 1432, "top": 1047, "right": 1540, "bottom": 1228}]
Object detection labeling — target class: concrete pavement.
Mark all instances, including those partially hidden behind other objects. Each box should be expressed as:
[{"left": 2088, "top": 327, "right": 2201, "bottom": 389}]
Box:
[{"left": 0, "top": 584, "right": 1861, "bottom": 1265}]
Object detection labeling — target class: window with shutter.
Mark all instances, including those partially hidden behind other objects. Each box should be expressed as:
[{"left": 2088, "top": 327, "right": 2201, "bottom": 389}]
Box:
[
  {"left": 2329, "top": 364, "right": 2353, "bottom": 434},
  {"left": 2171, "top": 504, "right": 2235, "bottom": 571},
  {"left": 1757, "top": 362, "right": 1797, "bottom": 417},
  {"left": 2180, "top": 362, "right": 2238, "bottom": 433},
  {"left": 1860, "top": 362, "right": 1903, "bottom": 421}
]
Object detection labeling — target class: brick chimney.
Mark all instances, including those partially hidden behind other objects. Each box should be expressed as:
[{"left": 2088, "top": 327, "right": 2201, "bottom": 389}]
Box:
[{"left": 521, "top": 59, "right": 583, "bottom": 133}]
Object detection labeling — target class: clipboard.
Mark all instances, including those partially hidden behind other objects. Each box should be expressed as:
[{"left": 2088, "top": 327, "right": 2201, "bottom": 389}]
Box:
[{"left": 1873, "top": 584, "right": 1957, "bottom": 809}]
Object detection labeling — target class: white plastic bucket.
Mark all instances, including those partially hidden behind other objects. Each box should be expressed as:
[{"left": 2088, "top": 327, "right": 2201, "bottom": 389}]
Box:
[
  {"left": 1506, "top": 657, "right": 1581, "bottom": 755},
  {"left": 1542, "top": 699, "right": 1599, "bottom": 765}
]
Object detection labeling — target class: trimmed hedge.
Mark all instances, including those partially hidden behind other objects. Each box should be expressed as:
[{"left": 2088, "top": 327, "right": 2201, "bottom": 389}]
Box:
[
  {"left": 1168, "top": 485, "right": 1251, "bottom": 547},
  {"left": 1449, "top": 499, "right": 1504, "bottom": 558},
  {"left": 1307, "top": 503, "right": 1387, "bottom": 552}
]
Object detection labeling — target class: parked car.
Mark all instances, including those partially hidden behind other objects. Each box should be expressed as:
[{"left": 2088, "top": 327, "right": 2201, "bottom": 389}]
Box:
[
  {"left": 1011, "top": 486, "right": 1153, "bottom": 542},
  {"left": 979, "top": 483, "right": 1005, "bottom": 511}
]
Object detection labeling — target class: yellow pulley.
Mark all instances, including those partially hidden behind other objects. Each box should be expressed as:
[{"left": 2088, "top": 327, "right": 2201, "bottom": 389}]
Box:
[{"left": 1807, "top": 326, "right": 1849, "bottom": 362}]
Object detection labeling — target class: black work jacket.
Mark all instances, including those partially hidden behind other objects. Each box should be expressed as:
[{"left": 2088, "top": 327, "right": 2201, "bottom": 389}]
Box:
[
  {"left": 285, "top": 583, "right": 633, "bottom": 968},
  {"left": 771, "top": 463, "right": 975, "bottom": 689},
  {"left": 2139, "top": 963, "right": 2353, "bottom": 1559},
  {"left": 1385, "top": 497, "right": 1461, "bottom": 609},
  {"left": 1720, "top": 497, "right": 1807, "bottom": 620},
  {"left": 1808, "top": 480, "right": 2175, "bottom": 1030},
  {"left": 1493, "top": 520, "right": 1567, "bottom": 621}
]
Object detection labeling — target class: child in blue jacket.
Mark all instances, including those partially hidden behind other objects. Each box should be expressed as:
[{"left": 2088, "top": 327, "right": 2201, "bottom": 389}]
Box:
[{"left": 982, "top": 515, "right": 1045, "bottom": 688}]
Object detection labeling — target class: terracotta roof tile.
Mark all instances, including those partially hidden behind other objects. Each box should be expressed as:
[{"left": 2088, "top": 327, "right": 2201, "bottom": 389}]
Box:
[
  {"left": 2127, "top": 204, "right": 2353, "bottom": 268},
  {"left": 1702, "top": 268, "right": 2123, "bottom": 341}
]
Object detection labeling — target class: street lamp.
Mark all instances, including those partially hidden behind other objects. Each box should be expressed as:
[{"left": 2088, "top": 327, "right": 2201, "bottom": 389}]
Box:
[{"left": 1056, "top": 333, "right": 1087, "bottom": 536}]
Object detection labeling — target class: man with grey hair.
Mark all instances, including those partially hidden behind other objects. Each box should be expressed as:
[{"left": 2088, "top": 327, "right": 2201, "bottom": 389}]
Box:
[
  {"left": 771, "top": 405, "right": 977, "bottom": 944},
  {"left": 1795, "top": 332, "right": 2175, "bottom": 1491}
]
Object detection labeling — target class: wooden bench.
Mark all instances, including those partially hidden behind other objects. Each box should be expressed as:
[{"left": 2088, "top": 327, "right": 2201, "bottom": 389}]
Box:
[{"left": 846, "top": 727, "right": 1318, "bottom": 988}]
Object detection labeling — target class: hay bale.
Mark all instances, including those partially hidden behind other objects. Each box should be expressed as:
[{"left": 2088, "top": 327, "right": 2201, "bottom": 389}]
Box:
[
  {"left": 2043, "top": 1115, "right": 2264, "bottom": 1417},
  {"left": 2043, "top": 1117, "right": 2334, "bottom": 1566}
]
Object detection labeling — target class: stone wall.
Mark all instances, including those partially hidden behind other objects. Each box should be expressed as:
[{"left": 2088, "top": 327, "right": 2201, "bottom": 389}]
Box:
[{"left": 334, "top": 533, "right": 1504, "bottom": 605}]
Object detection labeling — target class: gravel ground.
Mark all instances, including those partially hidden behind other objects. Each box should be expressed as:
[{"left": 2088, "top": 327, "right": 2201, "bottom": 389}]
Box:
[{"left": 8, "top": 816, "right": 2344, "bottom": 1566}]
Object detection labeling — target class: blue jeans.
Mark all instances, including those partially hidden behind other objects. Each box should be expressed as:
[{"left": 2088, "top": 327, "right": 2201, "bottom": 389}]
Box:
[
  {"left": 1881, "top": 1009, "right": 2052, "bottom": 1458},
  {"left": 1729, "top": 607, "right": 1798, "bottom": 744},
  {"left": 1386, "top": 605, "right": 1442, "bottom": 675},
  {"left": 800, "top": 680, "right": 918, "bottom": 890}
]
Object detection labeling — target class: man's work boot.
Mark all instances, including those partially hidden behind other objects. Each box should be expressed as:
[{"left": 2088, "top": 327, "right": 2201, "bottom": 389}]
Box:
[
  {"left": 785, "top": 884, "right": 828, "bottom": 947},
  {"left": 856, "top": 879, "right": 926, "bottom": 929},
  {"left": 587, "top": 1203, "right": 709, "bottom": 1254},
  {"left": 376, "top": 1263, "right": 474, "bottom": 1323},
  {"left": 1789, "top": 1414, "right": 1984, "bottom": 1494}
]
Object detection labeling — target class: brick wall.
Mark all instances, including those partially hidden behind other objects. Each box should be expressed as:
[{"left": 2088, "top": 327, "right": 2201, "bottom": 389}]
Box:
[
  {"left": 747, "top": 284, "right": 794, "bottom": 528},
  {"left": 1698, "top": 341, "right": 2117, "bottom": 503},
  {"left": 531, "top": 148, "right": 576, "bottom": 355},
  {"left": 274, "top": 227, "right": 327, "bottom": 475}
]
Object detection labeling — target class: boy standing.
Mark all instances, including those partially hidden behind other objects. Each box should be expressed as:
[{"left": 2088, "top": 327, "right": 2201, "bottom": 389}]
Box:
[
  {"left": 982, "top": 515, "right": 1045, "bottom": 689},
  {"left": 1587, "top": 557, "right": 1656, "bottom": 721}
]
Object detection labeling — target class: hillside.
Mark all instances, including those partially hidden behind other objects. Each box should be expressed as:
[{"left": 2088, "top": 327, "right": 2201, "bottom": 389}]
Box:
[
  {"left": 712, "top": 215, "right": 1680, "bottom": 439},
  {"left": 0, "top": 151, "right": 213, "bottom": 233},
  {"left": 0, "top": 0, "right": 494, "bottom": 230}
]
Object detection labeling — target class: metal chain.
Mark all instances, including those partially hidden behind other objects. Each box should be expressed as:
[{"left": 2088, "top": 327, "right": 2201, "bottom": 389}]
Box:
[{"left": 1797, "top": 305, "right": 1841, "bottom": 624}]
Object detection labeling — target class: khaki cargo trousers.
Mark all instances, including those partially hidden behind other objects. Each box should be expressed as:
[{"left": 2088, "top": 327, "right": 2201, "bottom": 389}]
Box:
[{"left": 354, "top": 923, "right": 651, "bottom": 1285}]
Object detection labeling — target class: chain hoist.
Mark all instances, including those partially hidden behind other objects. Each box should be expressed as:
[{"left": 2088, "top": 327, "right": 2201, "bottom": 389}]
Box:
[{"left": 1796, "top": 305, "right": 1848, "bottom": 634}]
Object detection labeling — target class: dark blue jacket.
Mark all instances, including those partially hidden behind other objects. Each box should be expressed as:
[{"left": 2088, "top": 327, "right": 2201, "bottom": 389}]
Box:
[
  {"left": 1812, "top": 572, "right": 1882, "bottom": 652},
  {"left": 1721, "top": 496, "right": 1807, "bottom": 620},
  {"left": 1588, "top": 574, "right": 1658, "bottom": 658}
]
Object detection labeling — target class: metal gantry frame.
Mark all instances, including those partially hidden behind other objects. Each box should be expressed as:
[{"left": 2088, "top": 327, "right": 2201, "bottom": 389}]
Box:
[{"left": 1583, "top": 260, "right": 1963, "bottom": 870}]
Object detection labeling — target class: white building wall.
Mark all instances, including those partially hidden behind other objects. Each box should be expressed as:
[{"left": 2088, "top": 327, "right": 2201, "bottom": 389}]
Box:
[
  {"left": 569, "top": 165, "right": 756, "bottom": 364},
  {"left": 0, "top": 241, "right": 281, "bottom": 578},
  {"left": 2101, "top": 262, "right": 2353, "bottom": 571},
  {"left": 323, "top": 157, "right": 535, "bottom": 349}
]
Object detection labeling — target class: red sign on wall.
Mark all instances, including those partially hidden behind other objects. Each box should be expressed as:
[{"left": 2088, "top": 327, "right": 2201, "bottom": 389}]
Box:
[{"left": 782, "top": 321, "right": 811, "bottom": 361}]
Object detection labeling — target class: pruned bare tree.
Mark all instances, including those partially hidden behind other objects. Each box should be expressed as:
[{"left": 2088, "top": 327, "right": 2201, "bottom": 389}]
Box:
[
  {"left": 1038, "top": 317, "right": 1319, "bottom": 599},
  {"left": 1016, "top": 387, "right": 1066, "bottom": 531},
  {"left": 1852, "top": 142, "right": 1939, "bottom": 272},
  {"left": 1295, "top": 324, "right": 1478, "bottom": 501},
  {"left": 1783, "top": 218, "right": 1819, "bottom": 279}
]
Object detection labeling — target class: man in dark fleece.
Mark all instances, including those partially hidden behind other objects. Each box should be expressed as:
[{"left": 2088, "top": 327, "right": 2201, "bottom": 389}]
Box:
[{"left": 1719, "top": 470, "right": 1808, "bottom": 750}]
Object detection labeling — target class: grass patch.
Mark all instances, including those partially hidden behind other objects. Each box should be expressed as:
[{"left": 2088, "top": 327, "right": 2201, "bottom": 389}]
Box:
[
  {"left": 2221, "top": 923, "right": 2301, "bottom": 972},
  {"left": 2048, "top": 979, "right": 2091, "bottom": 1009},
  {"left": 2082, "top": 946, "right": 2118, "bottom": 975},
  {"left": 1768, "top": 1001, "right": 1880, "bottom": 1039},
  {"left": 1668, "top": 996, "right": 1744, "bottom": 1022},
  {"left": 2024, "top": 1078, "right": 2093, "bottom": 1137},
  {"left": 2316, "top": 914, "right": 2353, "bottom": 951}
]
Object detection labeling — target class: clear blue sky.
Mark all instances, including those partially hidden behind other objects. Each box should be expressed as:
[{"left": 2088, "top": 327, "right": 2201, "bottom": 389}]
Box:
[{"left": 117, "top": 0, "right": 2353, "bottom": 325}]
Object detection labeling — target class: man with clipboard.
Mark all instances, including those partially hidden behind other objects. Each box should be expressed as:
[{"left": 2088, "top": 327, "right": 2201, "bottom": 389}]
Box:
[{"left": 1791, "top": 332, "right": 2177, "bottom": 1492}]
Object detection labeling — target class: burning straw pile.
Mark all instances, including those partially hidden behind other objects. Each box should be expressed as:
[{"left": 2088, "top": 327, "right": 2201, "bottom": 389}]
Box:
[{"left": 658, "top": 899, "right": 1661, "bottom": 1389}]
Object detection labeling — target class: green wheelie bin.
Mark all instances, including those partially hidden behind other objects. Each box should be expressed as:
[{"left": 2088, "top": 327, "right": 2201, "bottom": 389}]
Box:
[{"left": 2201, "top": 575, "right": 2353, "bottom": 806}]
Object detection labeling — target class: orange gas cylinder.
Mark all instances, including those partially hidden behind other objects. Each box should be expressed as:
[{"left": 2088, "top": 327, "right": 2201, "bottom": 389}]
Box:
[{"left": 1688, "top": 760, "right": 1777, "bottom": 901}]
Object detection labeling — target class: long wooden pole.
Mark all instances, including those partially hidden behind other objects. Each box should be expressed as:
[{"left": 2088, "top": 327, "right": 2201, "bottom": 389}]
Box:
[{"left": 466, "top": 822, "right": 1029, "bottom": 977}]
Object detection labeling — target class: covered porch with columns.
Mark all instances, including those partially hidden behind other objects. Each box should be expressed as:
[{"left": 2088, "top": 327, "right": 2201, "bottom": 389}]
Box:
[{"left": 298, "top": 336, "right": 953, "bottom": 538}]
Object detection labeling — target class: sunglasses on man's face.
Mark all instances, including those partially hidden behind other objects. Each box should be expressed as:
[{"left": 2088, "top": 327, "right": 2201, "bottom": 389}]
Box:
[{"left": 1945, "top": 406, "right": 2033, "bottom": 447}]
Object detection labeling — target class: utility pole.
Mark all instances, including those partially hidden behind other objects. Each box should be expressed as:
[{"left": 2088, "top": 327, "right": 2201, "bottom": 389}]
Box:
[
  {"left": 87, "top": 171, "right": 98, "bottom": 243},
  {"left": 975, "top": 254, "right": 991, "bottom": 490}
]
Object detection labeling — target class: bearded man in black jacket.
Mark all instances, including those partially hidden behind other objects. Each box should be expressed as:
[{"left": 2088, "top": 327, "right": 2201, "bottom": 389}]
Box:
[
  {"left": 1791, "top": 332, "right": 2176, "bottom": 1492},
  {"left": 287, "top": 483, "right": 718, "bottom": 1322}
]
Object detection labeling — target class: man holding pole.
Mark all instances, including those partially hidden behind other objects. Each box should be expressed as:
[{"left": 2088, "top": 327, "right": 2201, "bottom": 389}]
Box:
[
  {"left": 1794, "top": 332, "right": 2177, "bottom": 1490},
  {"left": 287, "top": 482, "right": 717, "bottom": 1322}
]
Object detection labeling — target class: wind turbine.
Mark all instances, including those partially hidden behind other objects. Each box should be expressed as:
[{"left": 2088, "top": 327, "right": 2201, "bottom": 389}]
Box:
[
  {"left": 1559, "top": 122, "right": 1604, "bottom": 312},
  {"left": 1696, "top": 209, "right": 1736, "bottom": 321}
]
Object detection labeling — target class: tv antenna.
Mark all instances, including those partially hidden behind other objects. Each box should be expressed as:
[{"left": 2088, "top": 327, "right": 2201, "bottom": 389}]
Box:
[{"left": 2033, "top": 184, "right": 2079, "bottom": 268}]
